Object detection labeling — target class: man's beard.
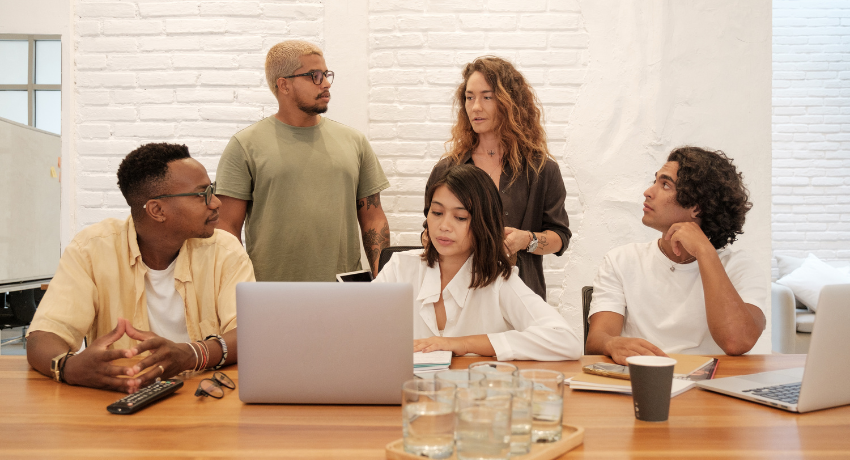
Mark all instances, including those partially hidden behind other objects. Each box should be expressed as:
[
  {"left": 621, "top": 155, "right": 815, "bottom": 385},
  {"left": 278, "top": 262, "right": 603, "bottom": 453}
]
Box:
[{"left": 297, "top": 93, "right": 330, "bottom": 115}]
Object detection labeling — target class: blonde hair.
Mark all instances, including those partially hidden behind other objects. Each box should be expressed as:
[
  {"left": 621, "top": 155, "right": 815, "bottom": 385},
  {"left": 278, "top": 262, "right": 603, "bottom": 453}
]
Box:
[{"left": 265, "top": 40, "right": 323, "bottom": 95}]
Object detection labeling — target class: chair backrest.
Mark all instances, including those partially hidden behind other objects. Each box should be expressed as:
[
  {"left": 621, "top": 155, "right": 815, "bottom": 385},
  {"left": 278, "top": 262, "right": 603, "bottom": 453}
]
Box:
[
  {"left": 378, "top": 246, "right": 423, "bottom": 273},
  {"left": 581, "top": 286, "right": 593, "bottom": 352}
]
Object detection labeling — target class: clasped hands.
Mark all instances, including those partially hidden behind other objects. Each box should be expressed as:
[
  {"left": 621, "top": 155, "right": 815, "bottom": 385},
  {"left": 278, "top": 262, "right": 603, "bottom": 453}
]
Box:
[{"left": 63, "top": 318, "right": 194, "bottom": 394}]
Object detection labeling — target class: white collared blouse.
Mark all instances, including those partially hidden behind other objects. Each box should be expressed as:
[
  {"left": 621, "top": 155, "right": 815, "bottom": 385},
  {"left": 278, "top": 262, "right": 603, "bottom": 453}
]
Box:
[{"left": 375, "top": 250, "right": 581, "bottom": 361}]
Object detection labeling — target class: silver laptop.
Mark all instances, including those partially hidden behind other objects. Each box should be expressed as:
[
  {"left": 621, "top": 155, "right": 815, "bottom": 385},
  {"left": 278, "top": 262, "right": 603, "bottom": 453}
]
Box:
[
  {"left": 697, "top": 284, "right": 850, "bottom": 413},
  {"left": 237, "top": 282, "right": 413, "bottom": 405}
]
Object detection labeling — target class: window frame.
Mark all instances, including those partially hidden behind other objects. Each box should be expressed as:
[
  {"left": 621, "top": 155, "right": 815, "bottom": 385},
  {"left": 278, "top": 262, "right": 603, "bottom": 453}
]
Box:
[{"left": 0, "top": 34, "right": 62, "bottom": 127}]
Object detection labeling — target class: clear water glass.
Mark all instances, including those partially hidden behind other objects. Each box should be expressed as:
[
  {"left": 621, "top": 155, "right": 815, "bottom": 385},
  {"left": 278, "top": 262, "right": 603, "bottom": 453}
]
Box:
[
  {"left": 480, "top": 378, "right": 533, "bottom": 456},
  {"left": 455, "top": 387, "right": 513, "bottom": 460},
  {"left": 436, "top": 369, "right": 485, "bottom": 389},
  {"left": 468, "top": 361, "right": 519, "bottom": 383},
  {"left": 402, "top": 379, "right": 457, "bottom": 458},
  {"left": 519, "top": 369, "right": 564, "bottom": 443}
]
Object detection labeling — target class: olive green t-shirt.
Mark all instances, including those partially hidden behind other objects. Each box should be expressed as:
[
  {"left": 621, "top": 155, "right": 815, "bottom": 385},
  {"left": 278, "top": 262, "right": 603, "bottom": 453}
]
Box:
[{"left": 215, "top": 116, "right": 389, "bottom": 282}]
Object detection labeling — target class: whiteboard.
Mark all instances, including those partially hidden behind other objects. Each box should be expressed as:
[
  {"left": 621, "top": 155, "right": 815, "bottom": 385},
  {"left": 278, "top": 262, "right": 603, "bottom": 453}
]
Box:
[{"left": 0, "top": 117, "right": 61, "bottom": 286}]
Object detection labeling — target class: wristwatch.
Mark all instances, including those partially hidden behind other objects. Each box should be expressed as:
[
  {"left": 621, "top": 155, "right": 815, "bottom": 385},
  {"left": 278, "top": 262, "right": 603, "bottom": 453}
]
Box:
[
  {"left": 526, "top": 231, "right": 538, "bottom": 253},
  {"left": 50, "top": 351, "right": 74, "bottom": 383}
]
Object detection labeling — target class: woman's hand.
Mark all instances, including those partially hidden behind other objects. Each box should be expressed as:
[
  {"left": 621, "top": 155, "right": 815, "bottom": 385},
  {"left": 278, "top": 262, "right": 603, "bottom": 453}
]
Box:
[
  {"left": 414, "top": 337, "right": 468, "bottom": 356},
  {"left": 503, "top": 227, "right": 531, "bottom": 255}
]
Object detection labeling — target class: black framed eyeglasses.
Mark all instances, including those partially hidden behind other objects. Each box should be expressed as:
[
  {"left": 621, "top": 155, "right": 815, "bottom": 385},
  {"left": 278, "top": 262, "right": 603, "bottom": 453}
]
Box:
[
  {"left": 282, "top": 70, "right": 334, "bottom": 85},
  {"left": 151, "top": 182, "right": 216, "bottom": 207},
  {"left": 194, "top": 372, "right": 235, "bottom": 399}
]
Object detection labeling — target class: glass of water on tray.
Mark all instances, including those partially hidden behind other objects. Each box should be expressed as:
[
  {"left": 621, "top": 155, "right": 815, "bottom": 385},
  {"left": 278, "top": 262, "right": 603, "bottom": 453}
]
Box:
[
  {"left": 519, "top": 369, "right": 565, "bottom": 443},
  {"left": 454, "top": 386, "right": 513, "bottom": 460},
  {"left": 402, "top": 379, "right": 457, "bottom": 459}
]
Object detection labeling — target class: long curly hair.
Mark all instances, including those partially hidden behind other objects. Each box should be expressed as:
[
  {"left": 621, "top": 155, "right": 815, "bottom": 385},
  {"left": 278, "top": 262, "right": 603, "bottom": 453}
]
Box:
[
  {"left": 668, "top": 146, "right": 753, "bottom": 249},
  {"left": 445, "top": 56, "right": 553, "bottom": 185},
  {"left": 422, "top": 165, "right": 513, "bottom": 289}
]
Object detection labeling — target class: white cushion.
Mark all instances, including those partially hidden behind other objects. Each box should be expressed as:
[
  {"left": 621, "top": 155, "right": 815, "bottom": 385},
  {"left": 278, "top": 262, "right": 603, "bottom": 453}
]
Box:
[
  {"left": 795, "top": 310, "right": 815, "bottom": 334},
  {"left": 775, "top": 254, "right": 805, "bottom": 278},
  {"left": 776, "top": 254, "right": 850, "bottom": 312}
]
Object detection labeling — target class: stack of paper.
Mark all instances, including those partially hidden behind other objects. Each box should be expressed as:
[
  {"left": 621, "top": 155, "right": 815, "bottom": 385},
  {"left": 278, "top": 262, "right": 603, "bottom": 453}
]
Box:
[
  {"left": 413, "top": 351, "right": 452, "bottom": 376},
  {"left": 567, "top": 354, "right": 717, "bottom": 397},
  {"left": 568, "top": 373, "right": 696, "bottom": 397}
]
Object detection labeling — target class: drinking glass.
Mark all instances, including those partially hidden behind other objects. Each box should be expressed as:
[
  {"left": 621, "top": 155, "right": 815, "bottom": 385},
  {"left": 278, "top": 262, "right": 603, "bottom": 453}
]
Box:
[
  {"left": 468, "top": 361, "right": 519, "bottom": 383},
  {"left": 436, "top": 369, "right": 485, "bottom": 389},
  {"left": 402, "top": 379, "right": 457, "bottom": 458},
  {"left": 519, "top": 369, "right": 564, "bottom": 442},
  {"left": 479, "top": 378, "right": 533, "bottom": 456},
  {"left": 455, "top": 387, "right": 513, "bottom": 460}
]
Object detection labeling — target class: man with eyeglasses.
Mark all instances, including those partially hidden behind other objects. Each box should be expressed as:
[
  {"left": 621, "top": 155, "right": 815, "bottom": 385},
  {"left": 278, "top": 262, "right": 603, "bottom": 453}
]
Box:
[
  {"left": 215, "top": 40, "right": 391, "bottom": 282},
  {"left": 26, "top": 143, "right": 255, "bottom": 394}
]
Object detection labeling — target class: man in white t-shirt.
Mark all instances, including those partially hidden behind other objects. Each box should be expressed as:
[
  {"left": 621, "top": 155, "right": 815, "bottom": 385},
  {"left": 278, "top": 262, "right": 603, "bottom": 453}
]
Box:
[{"left": 586, "top": 146, "right": 767, "bottom": 364}]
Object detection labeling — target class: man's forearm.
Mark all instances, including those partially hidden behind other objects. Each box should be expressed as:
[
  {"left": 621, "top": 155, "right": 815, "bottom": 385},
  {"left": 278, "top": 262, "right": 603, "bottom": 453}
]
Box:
[
  {"left": 362, "top": 219, "right": 390, "bottom": 275},
  {"left": 26, "top": 331, "right": 73, "bottom": 379},
  {"left": 698, "top": 251, "right": 764, "bottom": 355}
]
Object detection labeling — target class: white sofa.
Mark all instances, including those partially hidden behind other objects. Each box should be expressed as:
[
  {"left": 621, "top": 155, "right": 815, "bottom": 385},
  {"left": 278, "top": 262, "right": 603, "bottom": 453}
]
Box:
[{"left": 771, "top": 282, "right": 814, "bottom": 354}]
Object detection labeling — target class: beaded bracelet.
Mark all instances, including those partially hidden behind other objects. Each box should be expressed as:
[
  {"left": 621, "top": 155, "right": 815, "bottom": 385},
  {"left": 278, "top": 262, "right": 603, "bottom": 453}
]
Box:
[
  {"left": 205, "top": 334, "right": 228, "bottom": 370},
  {"left": 197, "top": 340, "right": 209, "bottom": 370},
  {"left": 186, "top": 342, "right": 200, "bottom": 372}
]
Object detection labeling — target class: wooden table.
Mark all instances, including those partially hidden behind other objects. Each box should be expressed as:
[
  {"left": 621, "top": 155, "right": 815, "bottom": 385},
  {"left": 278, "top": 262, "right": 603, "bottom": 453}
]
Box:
[{"left": 1, "top": 355, "right": 849, "bottom": 458}]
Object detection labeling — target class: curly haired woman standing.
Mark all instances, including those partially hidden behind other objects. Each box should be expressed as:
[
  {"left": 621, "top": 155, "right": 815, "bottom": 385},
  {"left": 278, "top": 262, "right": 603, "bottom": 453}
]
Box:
[{"left": 425, "top": 56, "right": 571, "bottom": 301}]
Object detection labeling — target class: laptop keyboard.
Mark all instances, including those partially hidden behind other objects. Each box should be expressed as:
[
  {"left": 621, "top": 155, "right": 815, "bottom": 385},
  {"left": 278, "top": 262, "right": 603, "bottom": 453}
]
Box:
[{"left": 743, "top": 382, "right": 801, "bottom": 405}]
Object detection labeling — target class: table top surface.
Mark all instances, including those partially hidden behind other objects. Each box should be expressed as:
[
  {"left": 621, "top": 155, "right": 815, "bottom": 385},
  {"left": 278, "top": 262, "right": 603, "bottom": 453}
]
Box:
[{"left": 1, "top": 354, "right": 849, "bottom": 459}]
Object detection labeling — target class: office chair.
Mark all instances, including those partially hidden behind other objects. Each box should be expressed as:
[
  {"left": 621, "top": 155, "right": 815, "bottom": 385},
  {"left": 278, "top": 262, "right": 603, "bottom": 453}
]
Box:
[
  {"left": 378, "top": 246, "right": 423, "bottom": 273},
  {"left": 581, "top": 286, "right": 593, "bottom": 353}
]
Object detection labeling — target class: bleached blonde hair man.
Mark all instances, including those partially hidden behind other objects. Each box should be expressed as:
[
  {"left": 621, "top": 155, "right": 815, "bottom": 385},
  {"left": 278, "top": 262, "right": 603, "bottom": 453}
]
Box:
[{"left": 265, "top": 40, "right": 323, "bottom": 95}]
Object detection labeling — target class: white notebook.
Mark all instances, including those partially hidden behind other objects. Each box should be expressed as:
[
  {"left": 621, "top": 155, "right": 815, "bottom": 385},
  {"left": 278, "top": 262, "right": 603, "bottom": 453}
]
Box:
[{"left": 413, "top": 351, "right": 452, "bottom": 376}]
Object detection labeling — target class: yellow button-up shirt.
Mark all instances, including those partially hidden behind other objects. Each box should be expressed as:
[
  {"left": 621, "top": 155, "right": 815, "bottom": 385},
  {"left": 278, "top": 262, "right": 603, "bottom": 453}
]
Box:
[{"left": 28, "top": 216, "right": 255, "bottom": 351}]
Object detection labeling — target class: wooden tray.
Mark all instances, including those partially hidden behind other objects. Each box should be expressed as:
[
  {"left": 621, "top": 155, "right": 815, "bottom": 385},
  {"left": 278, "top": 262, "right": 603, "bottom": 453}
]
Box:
[{"left": 386, "top": 424, "right": 584, "bottom": 460}]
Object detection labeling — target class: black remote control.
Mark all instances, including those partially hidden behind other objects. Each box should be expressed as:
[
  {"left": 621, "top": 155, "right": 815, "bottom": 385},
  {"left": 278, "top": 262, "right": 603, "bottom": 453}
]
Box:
[{"left": 107, "top": 379, "right": 184, "bottom": 414}]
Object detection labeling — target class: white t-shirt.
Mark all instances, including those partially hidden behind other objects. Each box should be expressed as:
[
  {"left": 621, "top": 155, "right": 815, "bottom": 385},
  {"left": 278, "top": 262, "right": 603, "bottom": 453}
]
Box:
[
  {"left": 374, "top": 251, "right": 581, "bottom": 361},
  {"left": 588, "top": 241, "right": 767, "bottom": 355},
  {"left": 143, "top": 259, "right": 191, "bottom": 343}
]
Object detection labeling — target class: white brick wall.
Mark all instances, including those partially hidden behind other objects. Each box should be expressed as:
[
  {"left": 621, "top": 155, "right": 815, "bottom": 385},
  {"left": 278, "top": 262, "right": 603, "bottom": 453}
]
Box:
[
  {"left": 773, "top": 0, "right": 850, "bottom": 277},
  {"left": 73, "top": 0, "right": 324, "bottom": 227},
  {"left": 369, "top": 0, "right": 589, "bottom": 304},
  {"left": 73, "top": 0, "right": 586, "bottom": 304}
]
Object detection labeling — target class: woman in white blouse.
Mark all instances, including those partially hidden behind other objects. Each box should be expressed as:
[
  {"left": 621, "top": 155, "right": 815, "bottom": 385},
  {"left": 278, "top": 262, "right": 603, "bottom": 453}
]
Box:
[{"left": 375, "top": 165, "right": 581, "bottom": 361}]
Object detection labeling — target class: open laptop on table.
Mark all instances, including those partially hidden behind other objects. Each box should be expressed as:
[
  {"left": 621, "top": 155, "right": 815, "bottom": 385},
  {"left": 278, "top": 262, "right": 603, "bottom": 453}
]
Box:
[
  {"left": 237, "top": 282, "right": 413, "bottom": 405},
  {"left": 697, "top": 284, "right": 850, "bottom": 413}
]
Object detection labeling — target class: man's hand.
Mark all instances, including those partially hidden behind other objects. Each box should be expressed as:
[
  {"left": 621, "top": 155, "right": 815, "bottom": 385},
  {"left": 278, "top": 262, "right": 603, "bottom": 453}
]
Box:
[
  {"left": 604, "top": 336, "right": 668, "bottom": 365},
  {"left": 126, "top": 323, "right": 194, "bottom": 389},
  {"left": 62, "top": 318, "right": 142, "bottom": 393},
  {"left": 665, "top": 222, "right": 714, "bottom": 260},
  {"left": 414, "top": 337, "right": 468, "bottom": 356},
  {"left": 503, "top": 227, "right": 531, "bottom": 255}
]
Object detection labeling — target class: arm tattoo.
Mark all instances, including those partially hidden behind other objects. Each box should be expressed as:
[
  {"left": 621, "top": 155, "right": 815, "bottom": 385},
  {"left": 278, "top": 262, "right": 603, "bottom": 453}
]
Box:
[
  {"left": 366, "top": 193, "right": 381, "bottom": 210},
  {"left": 356, "top": 198, "right": 365, "bottom": 211},
  {"left": 538, "top": 233, "right": 549, "bottom": 248},
  {"left": 363, "top": 222, "right": 391, "bottom": 273}
]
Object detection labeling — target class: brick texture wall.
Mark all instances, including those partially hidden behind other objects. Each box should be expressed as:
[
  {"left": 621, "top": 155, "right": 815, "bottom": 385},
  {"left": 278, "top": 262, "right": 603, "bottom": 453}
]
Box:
[
  {"left": 74, "top": 0, "right": 324, "bottom": 226},
  {"left": 773, "top": 0, "right": 850, "bottom": 277},
  {"left": 72, "top": 0, "right": 589, "bottom": 305},
  {"left": 369, "top": 0, "right": 590, "bottom": 304}
]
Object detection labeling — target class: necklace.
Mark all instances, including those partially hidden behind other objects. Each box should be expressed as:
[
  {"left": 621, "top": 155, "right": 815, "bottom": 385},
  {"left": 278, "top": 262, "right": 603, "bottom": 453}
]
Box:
[{"left": 657, "top": 239, "right": 695, "bottom": 272}]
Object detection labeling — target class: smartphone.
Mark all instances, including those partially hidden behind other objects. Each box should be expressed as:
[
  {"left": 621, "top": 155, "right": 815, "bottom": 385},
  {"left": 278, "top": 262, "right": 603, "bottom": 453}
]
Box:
[
  {"left": 582, "top": 363, "right": 630, "bottom": 380},
  {"left": 335, "top": 269, "right": 374, "bottom": 282}
]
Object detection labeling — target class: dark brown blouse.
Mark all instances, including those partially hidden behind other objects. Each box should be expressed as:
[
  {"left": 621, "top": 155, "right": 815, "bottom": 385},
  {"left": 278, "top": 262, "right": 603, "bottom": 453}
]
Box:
[{"left": 426, "top": 153, "right": 572, "bottom": 301}]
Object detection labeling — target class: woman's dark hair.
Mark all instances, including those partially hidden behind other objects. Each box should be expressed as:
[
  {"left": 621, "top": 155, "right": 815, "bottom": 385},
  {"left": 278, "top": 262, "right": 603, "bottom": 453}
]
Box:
[
  {"left": 423, "top": 165, "right": 513, "bottom": 289},
  {"left": 117, "top": 143, "right": 191, "bottom": 217},
  {"left": 667, "top": 146, "right": 752, "bottom": 249}
]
